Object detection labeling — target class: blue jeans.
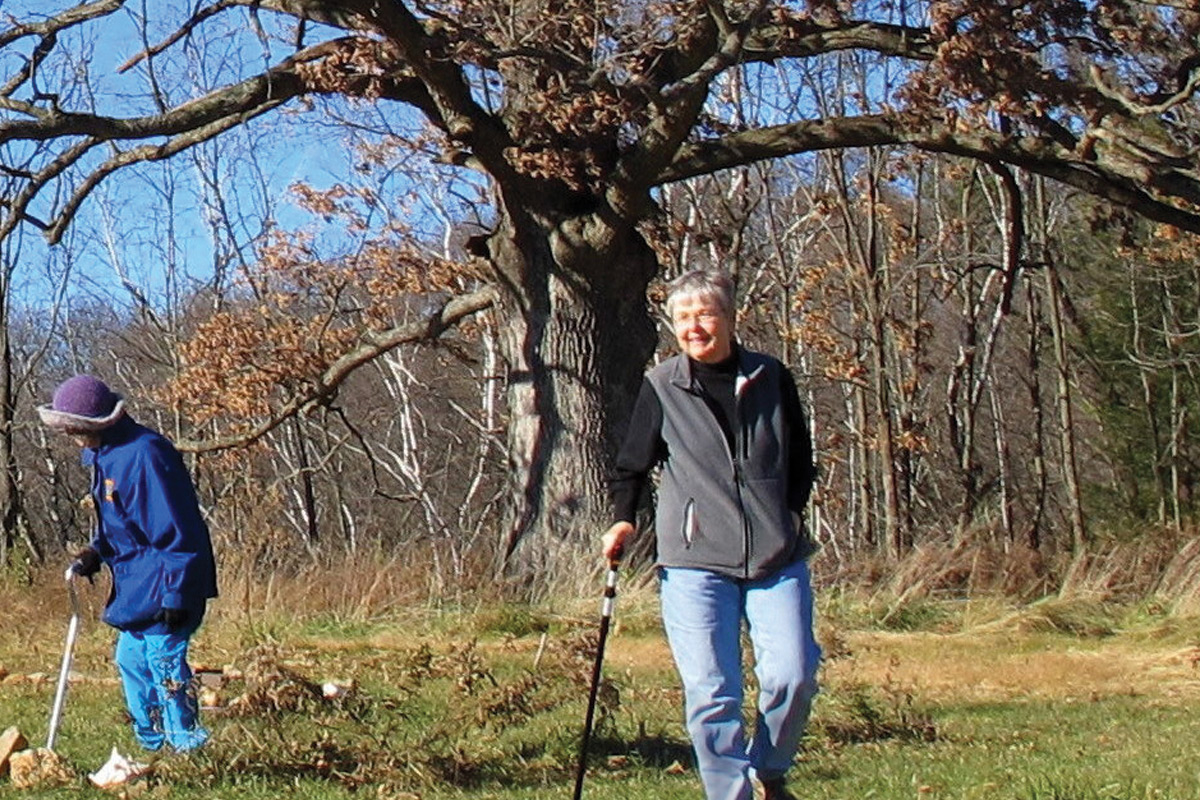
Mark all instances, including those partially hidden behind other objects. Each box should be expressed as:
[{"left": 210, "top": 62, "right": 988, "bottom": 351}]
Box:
[
  {"left": 660, "top": 559, "right": 821, "bottom": 800},
  {"left": 115, "top": 628, "right": 209, "bottom": 751}
]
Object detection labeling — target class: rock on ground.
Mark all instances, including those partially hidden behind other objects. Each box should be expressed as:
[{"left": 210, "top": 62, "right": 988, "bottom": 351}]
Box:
[
  {"left": 0, "top": 726, "right": 28, "bottom": 776},
  {"left": 9, "top": 748, "right": 75, "bottom": 789}
]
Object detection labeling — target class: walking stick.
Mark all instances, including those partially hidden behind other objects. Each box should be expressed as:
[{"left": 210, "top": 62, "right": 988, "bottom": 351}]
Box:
[
  {"left": 573, "top": 558, "right": 620, "bottom": 800},
  {"left": 47, "top": 577, "right": 81, "bottom": 751}
]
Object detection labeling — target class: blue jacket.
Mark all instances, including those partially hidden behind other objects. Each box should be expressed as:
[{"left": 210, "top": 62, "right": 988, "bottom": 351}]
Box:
[{"left": 84, "top": 416, "right": 218, "bottom": 633}]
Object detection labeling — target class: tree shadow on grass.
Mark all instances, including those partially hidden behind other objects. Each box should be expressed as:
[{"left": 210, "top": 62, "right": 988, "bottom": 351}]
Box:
[{"left": 586, "top": 730, "right": 694, "bottom": 769}]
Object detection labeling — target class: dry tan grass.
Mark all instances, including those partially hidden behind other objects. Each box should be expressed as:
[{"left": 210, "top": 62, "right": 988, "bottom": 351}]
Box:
[
  {"left": 598, "top": 623, "right": 1200, "bottom": 710},
  {"left": 8, "top": 533, "right": 1200, "bottom": 706},
  {"left": 11, "top": 528, "right": 1200, "bottom": 637},
  {"left": 814, "top": 541, "right": 1062, "bottom": 612},
  {"left": 530, "top": 615, "right": 1200, "bottom": 744},
  {"left": 822, "top": 629, "right": 1200, "bottom": 705},
  {"left": 815, "top": 529, "right": 1200, "bottom": 609}
]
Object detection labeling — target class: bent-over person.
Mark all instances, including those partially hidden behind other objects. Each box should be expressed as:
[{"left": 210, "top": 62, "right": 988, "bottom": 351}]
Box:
[{"left": 39, "top": 375, "right": 217, "bottom": 752}]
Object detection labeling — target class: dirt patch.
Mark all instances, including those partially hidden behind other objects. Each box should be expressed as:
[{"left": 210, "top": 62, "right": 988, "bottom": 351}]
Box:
[{"left": 606, "top": 637, "right": 677, "bottom": 674}]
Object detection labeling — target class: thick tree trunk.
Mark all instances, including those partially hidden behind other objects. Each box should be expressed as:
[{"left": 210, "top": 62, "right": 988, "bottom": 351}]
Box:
[{"left": 490, "top": 209, "right": 657, "bottom": 583}]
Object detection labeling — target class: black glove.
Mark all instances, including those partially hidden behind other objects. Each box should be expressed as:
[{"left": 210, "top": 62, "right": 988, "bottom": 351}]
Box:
[
  {"left": 156, "top": 607, "right": 188, "bottom": 632},
  {"left": 68, "top": 546, "right": 101, "bottom": 579}
]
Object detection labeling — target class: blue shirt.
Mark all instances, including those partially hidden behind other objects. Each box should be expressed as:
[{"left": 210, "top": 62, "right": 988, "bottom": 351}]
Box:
[{"left": 83, "top": 416, "right": 218, "bottom": 632}]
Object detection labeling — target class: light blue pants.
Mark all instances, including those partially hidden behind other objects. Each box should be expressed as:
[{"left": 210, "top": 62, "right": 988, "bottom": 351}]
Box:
[
  {"left": 660, "top": 558, "right": 821, "bottom": 800},
  {"left": 115, "top": 628, "right": 209, "bottom": 751}
]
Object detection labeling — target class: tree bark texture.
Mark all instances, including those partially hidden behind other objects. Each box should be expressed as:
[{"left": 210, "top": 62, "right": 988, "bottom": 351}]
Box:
[{"left": 488, "top": 208, "right": 657, "bottom": 580}]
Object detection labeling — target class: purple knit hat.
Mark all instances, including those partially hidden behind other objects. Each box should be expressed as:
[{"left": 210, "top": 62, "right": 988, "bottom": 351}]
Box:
[{"left": 37, "top": 375, "right": 125, "bottom": 433}]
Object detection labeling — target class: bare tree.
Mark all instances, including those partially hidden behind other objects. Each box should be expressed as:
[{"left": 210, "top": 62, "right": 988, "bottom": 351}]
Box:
[{"left": 2, "top": 1, "right": 1200, "bottom": 573}]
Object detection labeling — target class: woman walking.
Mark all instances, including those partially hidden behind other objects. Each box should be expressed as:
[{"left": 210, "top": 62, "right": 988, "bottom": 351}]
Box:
[{"left": 603, "top": 270, "right": 820, "bottom": 800}]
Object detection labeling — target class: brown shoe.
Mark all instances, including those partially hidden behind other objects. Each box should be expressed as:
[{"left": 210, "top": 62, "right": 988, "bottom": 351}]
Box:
[{"left": 760, "top": 777, "right": 797, "bottom": 800}]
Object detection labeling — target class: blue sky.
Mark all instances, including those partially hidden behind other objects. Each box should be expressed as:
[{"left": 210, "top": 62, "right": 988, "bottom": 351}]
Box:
[{"left": 0, "top": 2, "right": 485, "bottom": 315}]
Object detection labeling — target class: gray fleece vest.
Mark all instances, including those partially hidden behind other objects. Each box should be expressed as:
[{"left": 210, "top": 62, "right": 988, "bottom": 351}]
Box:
[{"left": 647, "top": 350, "right": 811, "bottom": 580}]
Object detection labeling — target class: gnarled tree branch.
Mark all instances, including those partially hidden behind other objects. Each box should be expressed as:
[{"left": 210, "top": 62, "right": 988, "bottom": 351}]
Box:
[
  {"left": 177, "top": 286, "right": 498, "bottom": 453},
  {"left": 659, "top": 113, "right": 1200, "bottom": 234}
]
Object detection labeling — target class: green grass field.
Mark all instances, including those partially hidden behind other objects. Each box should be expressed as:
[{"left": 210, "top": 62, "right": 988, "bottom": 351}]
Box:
[{"left": 4, "top": 574, "right": 1200, "bottom": 799}]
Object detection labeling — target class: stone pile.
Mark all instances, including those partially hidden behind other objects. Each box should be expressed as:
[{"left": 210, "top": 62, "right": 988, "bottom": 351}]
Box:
[{"left": 0, "top": 729, "right": 76, "bottom": 789}]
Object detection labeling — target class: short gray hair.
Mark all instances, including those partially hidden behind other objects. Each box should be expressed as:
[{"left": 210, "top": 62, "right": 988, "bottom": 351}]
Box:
[{"left": 664, "top": 269, "right": 735, "bottom": 320}]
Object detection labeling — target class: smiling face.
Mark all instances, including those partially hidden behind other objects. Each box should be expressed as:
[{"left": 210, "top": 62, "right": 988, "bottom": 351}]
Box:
[{"left": 671, "top": 292, "right": 733, "bottom": 364}]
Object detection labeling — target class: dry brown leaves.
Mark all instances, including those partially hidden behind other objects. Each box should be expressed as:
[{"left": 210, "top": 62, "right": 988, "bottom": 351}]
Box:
[
  {"left": 159, "top": 178, "right": 479, "bottom": 430},
  {"left": 295, "top": 38, "right": 407, "bottom": 100}
]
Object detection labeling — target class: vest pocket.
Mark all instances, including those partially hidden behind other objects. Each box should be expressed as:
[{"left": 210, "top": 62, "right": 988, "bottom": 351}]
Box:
[{"left": 682, "top": 499, "right": 696, "bottom": 548}]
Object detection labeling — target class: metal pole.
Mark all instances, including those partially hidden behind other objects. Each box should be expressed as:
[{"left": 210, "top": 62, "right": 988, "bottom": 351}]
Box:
[
  {"left": 572, "top": 559, "right": 619, "bottom": 800},
  {"left": 47, "top": 578, "right": 81, "bottom": 751}
]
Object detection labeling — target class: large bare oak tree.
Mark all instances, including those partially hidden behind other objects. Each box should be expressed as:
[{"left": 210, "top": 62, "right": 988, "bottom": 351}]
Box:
[{"left": 2, "top": 0, "right": 1198, "bottom": 570}]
